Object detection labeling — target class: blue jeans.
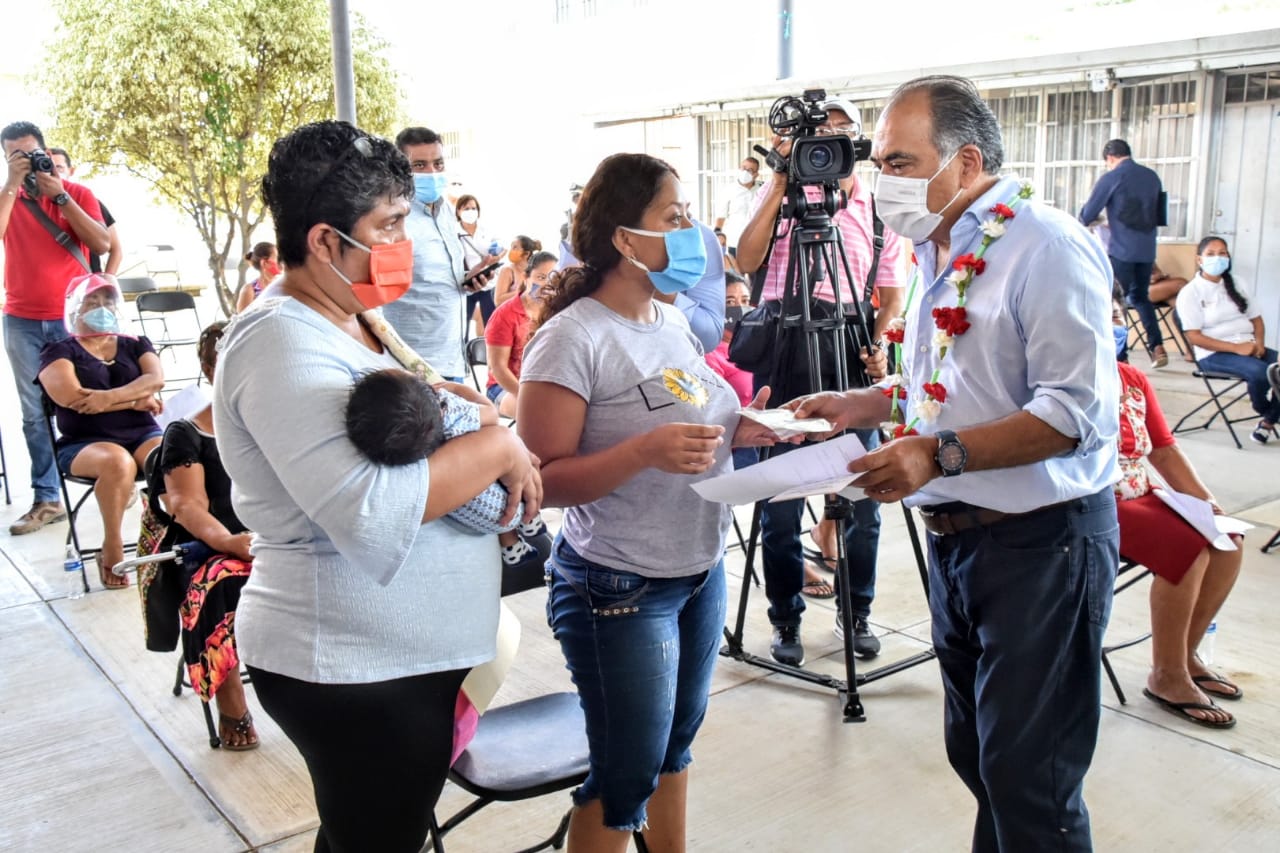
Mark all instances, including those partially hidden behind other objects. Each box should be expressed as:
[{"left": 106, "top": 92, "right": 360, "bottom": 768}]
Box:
[
  {"left": 760, "top": 429, "right": 881, "bottom": 627},
  {"left": 927, "top": 489, "right": 1118, "bottom": 853},
  {"left": 1110, "top": 257, "right": 1160, "bottom": 350},
  {"left": 2, "top": 315, "right": 70, "bottom": 502},
  {"left": 1199, "top": 348, "right": 1280, "bottom": 422},
  {"left": 545, "top": 536, "right": 726, "bottom": 832}
]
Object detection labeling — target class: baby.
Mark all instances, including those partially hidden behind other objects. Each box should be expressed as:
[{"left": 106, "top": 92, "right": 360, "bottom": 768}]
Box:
[{"left": 344, "top": 368, "right": 547, "bottom": 569}]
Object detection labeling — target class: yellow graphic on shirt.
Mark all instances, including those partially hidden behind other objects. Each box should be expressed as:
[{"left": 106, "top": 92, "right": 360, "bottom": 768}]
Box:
[{"left": 662, "top": 368, "right": 708, "bottom": 408}]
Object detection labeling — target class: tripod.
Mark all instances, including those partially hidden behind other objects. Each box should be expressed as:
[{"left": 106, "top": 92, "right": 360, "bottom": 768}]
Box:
[{"left": 720, "top": 182, "right": 936, "bottom": 722}]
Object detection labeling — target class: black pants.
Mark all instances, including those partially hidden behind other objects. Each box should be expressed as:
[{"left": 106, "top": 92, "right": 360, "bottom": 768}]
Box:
[{"left": 248, "top": 665, "right": 468, "bottom": 853}]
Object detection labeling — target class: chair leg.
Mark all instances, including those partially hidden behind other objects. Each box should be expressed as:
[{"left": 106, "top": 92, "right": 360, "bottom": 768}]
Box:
[
  {"left": 1101, "top": 650, "right": 1127, "bottom": 705},
  {"left": 1262, "top": 527, "right": 1280, "bottom": 554}
]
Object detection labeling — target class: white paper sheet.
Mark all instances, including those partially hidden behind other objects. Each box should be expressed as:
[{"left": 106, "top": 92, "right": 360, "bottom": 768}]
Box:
[
  {"left": 736, "top": 408, "right": 834, "bottom": 440},
  {"left": 691, "top": 433, "right": 867, "bottom": 505},
  {"left": 1151, "top": 487, "right": 1254, "bottom": 551}
]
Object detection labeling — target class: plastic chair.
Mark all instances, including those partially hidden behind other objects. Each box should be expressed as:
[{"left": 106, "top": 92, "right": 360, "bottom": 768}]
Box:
[
  {"left": 1168, "top": 317, "right": 1255, "bottom": 449},
  {"left": 1100, "top": 556, "right": 1153, "bottom": 705},
  {"left": 466, "top": 336, "right": 488, "bottom": 392}
]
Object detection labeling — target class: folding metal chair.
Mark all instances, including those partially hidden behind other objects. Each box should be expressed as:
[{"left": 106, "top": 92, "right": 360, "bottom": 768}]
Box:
[
  {"left": 136, "top": 290, "right": 203, "bottom": 388},
  {"left": 1100, "top": 556, "right": 1153, "bottom": 705},
  {"left": 465, "top": 336, "right": 488, "bottom": 392},
  {"left": 1168, "top": 318, "right": 1255, "bottom": 449},
  {"left": 117, "top": 276, "right": 159, "bottom": 298},
  {"left": 1125, "top": 301, "right": 1185, "bottom": 358}
]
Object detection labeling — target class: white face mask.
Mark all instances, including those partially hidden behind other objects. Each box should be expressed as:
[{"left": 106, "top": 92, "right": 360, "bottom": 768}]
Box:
[
  {"left": 738, "top": 169, "right": 756, "bottom": 186},
  {"left": 459, "top": 209, "right": 479, "bottom": 225},
  {"left": 875, "top": 151, "right": 962, "bottom": 243}
]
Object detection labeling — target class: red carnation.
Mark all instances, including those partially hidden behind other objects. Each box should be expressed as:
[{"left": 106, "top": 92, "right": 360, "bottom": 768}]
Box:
[
  {"left": 990, "top": 202, "right": 1016, "bottom": 219},
  {"left": 884, "top": 327, "right": 905, "bottom": 344},
  {"left": 953, "top": 253, "right": 986, "bottom": 275},
  {"left": 922, "top": 382, "right": 948, "bottom": 403},
  {"left": 881, "top": 385, "right": 908, "bottom": 400},
  {"left": 893, "top": 424, "right": 919, "bottom": 439},
  {"left": 932, "top": 306, "right": 971, "bottom": 336}
]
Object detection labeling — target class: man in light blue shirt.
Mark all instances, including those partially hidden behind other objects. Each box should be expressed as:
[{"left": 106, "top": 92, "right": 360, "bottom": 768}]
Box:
[
  {"left": 385, "top": 127, "right": 499, "bottom": 380},
  {"left": 795, "top": 76, "right": 1119, "bottom": 853}
]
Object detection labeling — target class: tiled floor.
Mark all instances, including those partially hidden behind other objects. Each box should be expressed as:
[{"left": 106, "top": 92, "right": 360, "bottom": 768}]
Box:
[{"left": 2, "top": 349, "right": 1278, "bottom": 852}]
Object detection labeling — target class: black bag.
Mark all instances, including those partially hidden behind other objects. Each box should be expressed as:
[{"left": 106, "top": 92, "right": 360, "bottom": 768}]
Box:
[
  {"left": 731, "top": 299, "right": 873, "bottom": 403},
  {"left": 725, "top": 300, "right": 781, "bottom": 374}
]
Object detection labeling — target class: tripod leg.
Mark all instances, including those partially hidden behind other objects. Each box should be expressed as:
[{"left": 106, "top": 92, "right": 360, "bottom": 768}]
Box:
[
  {"left": 828, "top": 497, "right": 866, "bottom": 722},
  {"left": 723, "top": 500, "right": 765, "bottom": 654},
  {"left": 902, "top": 504, "right": 930, "bottom": 597}
]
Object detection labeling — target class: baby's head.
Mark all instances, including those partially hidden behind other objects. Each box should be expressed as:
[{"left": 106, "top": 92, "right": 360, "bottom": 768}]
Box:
[{"left": 345, "top": 368, "right": 444, "bottom": 466}]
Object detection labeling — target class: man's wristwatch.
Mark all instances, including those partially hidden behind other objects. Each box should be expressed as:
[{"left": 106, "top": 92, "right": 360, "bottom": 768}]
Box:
[
  {"left": 52, "top": 192, "right": 70, "bottom": 206},
  {"left": 934, "top": 429, "right": 968, "bottom": 477}
]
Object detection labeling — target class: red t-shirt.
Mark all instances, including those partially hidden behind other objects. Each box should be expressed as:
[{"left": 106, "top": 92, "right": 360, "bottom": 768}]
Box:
[
  {"left": 484, "top": 295, "right": 530, "bottom": 389},
  {"left": 3, "top": 180, "right": 104, "bottom": 320}
]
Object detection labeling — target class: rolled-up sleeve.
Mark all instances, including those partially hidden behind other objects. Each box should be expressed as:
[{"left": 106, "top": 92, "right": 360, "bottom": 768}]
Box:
[
  {"left": 216, "top": 310, "right": 428, "bottom": 586},
  {"left": 1015, "top": 233, "right": 1119, "bottom": 457}
]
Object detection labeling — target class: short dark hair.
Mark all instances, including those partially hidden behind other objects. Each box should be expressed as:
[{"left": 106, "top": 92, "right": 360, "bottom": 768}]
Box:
[
  {"left": 1103, "top": 139, "right": 1131, "bottom": 159},
  {"left": 245, "top": 241, "right": 275, "bottom": 266},
  {"left": 886, "top": 76, "right": 1004, "bottom": 174},
  {"left": 395, "top": 126, "right": 442, "bottom": 151},
  {"left": 345, "top": 369, "right": 444, "bottom": 466},
  {"left": 726, "top": 271, "right": 747, "bottom": 287},
  {"left": 455, "top": 194, "right": 480, "bottom": 219},
  {"left": 1, "top": 121, "right": 45, "bottom": 150},
  {"left": 198, "top": 321, "right": 227, "bottom": 382},
  {"left": 48, "top": 147, "right": 72, "bottom": 169},
  {"left": 261, "top": 121, "right": 413, "bottom": 268},
  {"left": 744, "top": 156, "right": 760, "bottom": 168}
]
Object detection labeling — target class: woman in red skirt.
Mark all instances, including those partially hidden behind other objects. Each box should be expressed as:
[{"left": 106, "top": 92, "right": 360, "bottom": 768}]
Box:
[{"left": 1115, "top": 360, "right": 1243, "bottom": 728}]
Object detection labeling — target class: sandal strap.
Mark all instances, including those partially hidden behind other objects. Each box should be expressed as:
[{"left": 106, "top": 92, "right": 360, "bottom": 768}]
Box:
[{"left": 220, "top": 712, "right": 253, "bottom": 736}]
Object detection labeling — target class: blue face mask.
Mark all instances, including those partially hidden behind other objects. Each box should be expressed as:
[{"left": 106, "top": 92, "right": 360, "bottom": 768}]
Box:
[
  {"left": 620, "top": 223, "right": 708, "bottom": 294},
  {"left": 413, "top": 172, "right": 447, "bottom": 205},
  {"left": 1200, "top": 255, "right": 1230, "bottom": 277},
  {"left": 82, "top": 306, "right": 120, "bottom": 333},
  {"left": 1113, "top": 324, "right": 1128, "bottom": 359}
]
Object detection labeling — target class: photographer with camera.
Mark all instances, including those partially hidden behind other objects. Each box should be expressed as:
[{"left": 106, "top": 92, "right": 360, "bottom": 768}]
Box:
[
  {"left": 733, "top": 97, "right": 904, "bottom": 667},
  {"left": 1, "top": 120, "right": 110, "bottom": 536}
]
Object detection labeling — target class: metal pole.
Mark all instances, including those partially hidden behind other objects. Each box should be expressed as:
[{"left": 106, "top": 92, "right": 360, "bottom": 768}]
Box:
[
  {"left": 777, "top": 0, "right": 793, "bottom": 80},
  {"left": 329, "top": 0, "right": 357, "bottom": 123}
]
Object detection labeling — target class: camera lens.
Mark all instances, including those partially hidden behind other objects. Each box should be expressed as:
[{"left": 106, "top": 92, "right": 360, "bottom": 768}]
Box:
[{"left": 807, "top": 143, "right": 833, "bottom": 171}]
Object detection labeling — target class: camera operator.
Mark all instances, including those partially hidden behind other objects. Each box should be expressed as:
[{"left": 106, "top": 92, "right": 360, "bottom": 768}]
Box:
[
  {"left": 733, "top": 99, "right": 904, "bottom": 667},
  {"left": 1, "top": 121, "right": 110, "bottom": 536}
]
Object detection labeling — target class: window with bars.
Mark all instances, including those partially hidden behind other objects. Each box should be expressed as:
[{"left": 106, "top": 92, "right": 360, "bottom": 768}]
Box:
[{"left": 1224, "top": 68, "right": 1280, "bottom": 103}]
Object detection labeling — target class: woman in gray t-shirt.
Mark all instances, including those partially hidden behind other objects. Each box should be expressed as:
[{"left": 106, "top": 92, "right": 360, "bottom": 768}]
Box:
[
  {"left": 519, "top": 153, "right": 780, "bottom": 852},
  {"left": 214, "top": 121, "right": 542, "bottom": 853}
]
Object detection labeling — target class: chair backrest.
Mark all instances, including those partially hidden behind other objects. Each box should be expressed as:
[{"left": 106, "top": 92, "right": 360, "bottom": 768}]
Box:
[
  {"left": 118, "top": 276, "right": 159, "bottom": 295},
  {"left": 466, "top": 336, "right": 488, "bottom": 366},
  {"left": 136, "top": 290, "right": 198, "bottom": 314}
]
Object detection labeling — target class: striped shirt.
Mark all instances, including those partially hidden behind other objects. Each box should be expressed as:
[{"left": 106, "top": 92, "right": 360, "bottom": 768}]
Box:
[{"left": 752, "top": 178, "right": 905, "bottom": 303}]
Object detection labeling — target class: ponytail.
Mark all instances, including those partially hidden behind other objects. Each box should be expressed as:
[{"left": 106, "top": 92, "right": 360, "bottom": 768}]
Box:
[{"left": 1221, "top": 271, "right": 1248, "bottom": 315}]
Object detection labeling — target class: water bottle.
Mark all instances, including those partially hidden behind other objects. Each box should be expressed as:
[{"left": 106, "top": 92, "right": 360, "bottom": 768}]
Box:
[
  {"left": 488, "top": 238, "right": 501, "bottom": 257},
  {"left": 64, "top": 543, "right": 85, "bottom": 600},
  {"left": 1202, "top": 621, "right": 1217, "bottom": 665}
]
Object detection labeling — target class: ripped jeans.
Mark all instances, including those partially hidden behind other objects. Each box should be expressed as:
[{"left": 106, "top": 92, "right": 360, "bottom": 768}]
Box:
[{"left": 545, "top": 535, "right": 726, "bottom": 832}]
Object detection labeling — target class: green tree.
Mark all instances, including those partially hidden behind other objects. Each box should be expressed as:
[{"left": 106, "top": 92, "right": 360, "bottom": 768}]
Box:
[{"left": 43, "top": 0, "right": 403, "bottom": 316}]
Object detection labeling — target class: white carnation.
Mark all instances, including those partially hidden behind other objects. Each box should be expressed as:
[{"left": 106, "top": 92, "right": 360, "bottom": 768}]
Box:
[
  {"left": 915, "top": 398, "right": 943, "bottom": 423},
  {"left": 934, "top": 330, "right": 955, "bottom": 349},
  {"left": 980, "top": 219, "right": 1006, "bottom": 239}
]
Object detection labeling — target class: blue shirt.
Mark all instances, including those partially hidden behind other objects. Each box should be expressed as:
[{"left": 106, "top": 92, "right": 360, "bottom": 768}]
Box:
[
  {"left": 902, "top": 176, "right": 1119, "bottom": 512},
  {"left": 382, "top": 198, "right": 467, "bottom": 377},
  {"left": 1078, "top": 158, "right": 1163, "bottom": 263}
]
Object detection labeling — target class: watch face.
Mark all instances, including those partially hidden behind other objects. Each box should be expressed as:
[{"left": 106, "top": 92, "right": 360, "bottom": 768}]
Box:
[{"left": 939, "top": 443, "right": 966, "bottom": 472}]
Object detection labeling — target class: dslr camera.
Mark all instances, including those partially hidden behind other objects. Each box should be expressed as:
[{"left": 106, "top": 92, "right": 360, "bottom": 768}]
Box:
[
  {"left": 20, "top": 148, "right": 55, "bottom": 175},
  {"left": 765, "top": 89, "right": 870, "bottom": 186}
]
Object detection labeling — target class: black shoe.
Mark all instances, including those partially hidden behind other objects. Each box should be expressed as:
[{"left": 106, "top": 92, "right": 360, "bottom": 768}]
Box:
[
  {"left": 834, "top": 615, "right": 881, "bottom": 659},
  {"left": 770, "top": 625, "right": 804, "bottom": 666}
]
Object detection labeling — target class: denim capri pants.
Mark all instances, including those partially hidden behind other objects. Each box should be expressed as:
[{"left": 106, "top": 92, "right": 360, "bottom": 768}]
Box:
[{"left": 545, "top": 535, "right": 727, "bottom": 831}]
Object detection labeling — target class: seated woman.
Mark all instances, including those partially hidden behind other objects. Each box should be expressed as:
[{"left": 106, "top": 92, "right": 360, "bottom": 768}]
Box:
[
  {"left": 148, "top": 322, "right": 258, "bottom": 750},
  {"left": 38, "top": 273, "right": 164, "bottom": 587},
  {"left": 1115, "top": 359, "right": 1243, "bottom": 729},
  {"left": 1176, "top": 235, "right": 1280, "bottom": 445},
  {"left": 1148, "top": 262, "right": 1189, "bottom": 306},
  {"left": 484, "top": 250, "right": 557, "bottom": 419}
]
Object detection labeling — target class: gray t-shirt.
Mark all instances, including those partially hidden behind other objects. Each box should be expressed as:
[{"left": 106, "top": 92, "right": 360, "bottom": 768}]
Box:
[
  {"left": 213, "top": 297, "right": 499, "bottom": 684},
  {"left": 521, "top": 298, "right": 740, "bottom": 578}
]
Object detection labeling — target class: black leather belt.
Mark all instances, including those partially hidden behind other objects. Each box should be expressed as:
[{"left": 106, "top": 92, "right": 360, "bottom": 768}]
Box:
[{"left": 917, "top": 499, "right": 1076, "bottom": 537}]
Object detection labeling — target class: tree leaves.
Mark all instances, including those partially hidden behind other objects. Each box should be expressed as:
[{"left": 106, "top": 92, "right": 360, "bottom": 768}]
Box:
[{"left": 44, "top": 0, "right": 402, "bottom": 316}]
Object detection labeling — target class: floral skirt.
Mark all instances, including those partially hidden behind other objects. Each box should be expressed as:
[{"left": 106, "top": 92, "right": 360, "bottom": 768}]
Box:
[{"left": 179, "top": 556, "right": 252, "bottom": 702}]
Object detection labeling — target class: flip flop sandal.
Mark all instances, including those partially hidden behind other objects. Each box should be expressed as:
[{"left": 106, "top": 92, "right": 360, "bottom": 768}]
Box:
[
  {"left": 96, "top": 554, "right": 129, "bottom": 590},
  {"left": 219, "top": 711, "right": 261, "bottom": 751},
  {"left": 802, "top": 546, "right": 837, "bottom": 573},
  {"left": 1192, "top": 674, "right": 1244, "bottom": 701},
  {"left": 801, "top": 577, "right": 836, "bottom": 599},
  {"left": 1142, "top": 689, "right": 1236, "bottom": 729}
]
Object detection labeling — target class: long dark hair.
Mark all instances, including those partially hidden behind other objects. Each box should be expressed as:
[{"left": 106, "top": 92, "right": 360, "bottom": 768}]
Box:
[
  {"left": 1197, "top": 235, "right": 1247, "bottom": 314},
  {"left": 536, "top": 153, "right": 677, "bottom": 329}
]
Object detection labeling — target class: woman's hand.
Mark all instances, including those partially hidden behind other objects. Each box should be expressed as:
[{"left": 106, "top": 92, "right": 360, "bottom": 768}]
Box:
[
  {"left": 1232, "top": 341, "right": 1256, "bottom": 357},
  {"left": 498, "top": 438, "right": 543, "bottom": 526},
  {"left": 1251, "top": 341, "right": 1267, "bottom": 359},
  {"left": 642, "top": 423, "right": 725, "bottom": 475},
  {"left": 69, "top": 388, "right": 112, "bottom": 415},
  {"left": 732, "top": 387, "right": 783, "bottom": 448},
  {"left": 139, "top": 395, "right": 163, "bottom": 416},
  {"left": 225, "top": 531, "right": 254, "bottom": 562}
]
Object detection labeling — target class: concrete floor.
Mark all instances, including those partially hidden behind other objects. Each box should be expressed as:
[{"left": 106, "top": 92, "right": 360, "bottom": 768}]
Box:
[{"left": 1, "top": 343, "right": 1278, "bottom": 852}]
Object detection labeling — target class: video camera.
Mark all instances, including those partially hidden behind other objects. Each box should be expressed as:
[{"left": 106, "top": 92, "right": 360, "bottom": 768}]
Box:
[{"left": 765, "top": 89, "right": 870, "bottom": 187}]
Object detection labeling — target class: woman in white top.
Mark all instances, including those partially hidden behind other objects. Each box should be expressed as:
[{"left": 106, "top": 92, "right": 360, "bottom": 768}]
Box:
[
  {"left": 455, "top": 194, "right": 501, "bottom": 337},
  {"left": 1176, "top": 235, "right": 1280, "bottom": 445},
  {"left": 214, "top": 121, "right": 541, "bottom": 852}
]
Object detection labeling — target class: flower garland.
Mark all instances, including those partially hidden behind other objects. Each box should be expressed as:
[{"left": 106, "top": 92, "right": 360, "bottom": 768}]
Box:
[{"left": 882, "top": 181, "right": 1035, "bottom": 439}]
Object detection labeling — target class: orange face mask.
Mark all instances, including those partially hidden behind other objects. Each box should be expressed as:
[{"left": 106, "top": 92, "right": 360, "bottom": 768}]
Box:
[{"left": 329, "top": 227, "right": 414, "bottom": 309}]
